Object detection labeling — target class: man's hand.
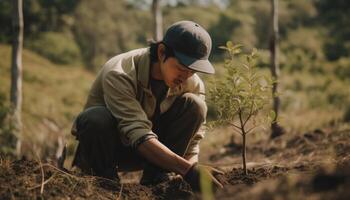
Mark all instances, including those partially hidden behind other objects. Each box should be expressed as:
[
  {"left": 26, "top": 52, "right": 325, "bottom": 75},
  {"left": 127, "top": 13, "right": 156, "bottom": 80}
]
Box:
[
  {"left": 183, "top": 163, "right": 224, "bottom": 192},
  {"left": 137, "top": 138, "right": 192, "bottom": 176}
]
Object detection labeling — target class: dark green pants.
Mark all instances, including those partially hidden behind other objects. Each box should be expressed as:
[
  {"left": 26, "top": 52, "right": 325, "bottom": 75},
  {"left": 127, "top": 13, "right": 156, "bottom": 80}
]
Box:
[{"left": 72, "top": 93, "right": 206, "bottom": 179}]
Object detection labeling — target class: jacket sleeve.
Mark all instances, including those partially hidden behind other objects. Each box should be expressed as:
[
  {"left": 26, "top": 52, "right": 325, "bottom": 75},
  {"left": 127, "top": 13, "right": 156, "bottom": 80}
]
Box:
[
  {"left": 102, "top": 71, "right": 157, "bottom": 148},
  {"left": 184, "top": 75, "right": 207, "bottom": 157}
]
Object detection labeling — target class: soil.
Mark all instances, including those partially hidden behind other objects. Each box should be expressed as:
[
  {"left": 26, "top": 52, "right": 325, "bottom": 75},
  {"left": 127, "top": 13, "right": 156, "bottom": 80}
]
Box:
[{"left": 1, "top": 127, "right": 349, "bottom": 199}]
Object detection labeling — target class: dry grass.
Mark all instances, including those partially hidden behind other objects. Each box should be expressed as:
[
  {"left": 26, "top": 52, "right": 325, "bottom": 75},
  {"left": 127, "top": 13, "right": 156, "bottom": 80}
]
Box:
[{"left": 0, "top": 44, "right": 94, "bottom": 159}]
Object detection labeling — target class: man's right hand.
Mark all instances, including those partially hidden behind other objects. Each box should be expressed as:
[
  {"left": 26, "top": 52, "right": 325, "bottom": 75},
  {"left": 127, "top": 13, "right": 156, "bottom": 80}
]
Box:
[{"left": 183, "top": 163, "right": 224, "bottom": 192}]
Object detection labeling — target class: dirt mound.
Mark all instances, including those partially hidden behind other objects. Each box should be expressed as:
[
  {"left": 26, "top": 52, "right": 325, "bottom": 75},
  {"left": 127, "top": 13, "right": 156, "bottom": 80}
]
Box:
[
  {"left": 217, "top": 160, "right": 350, "bottom": 200},
  {"left": 224, "top": 166, "right": 289, "bottom": 185},
  {"left": 0, "top": 155, "right": 195, "bottom": 200},
  {"left": 0, "top": 156, "right": 123, "bottom": 199},
  {"left": 0, "top": 128, "right": 349, "bottom": 199}
]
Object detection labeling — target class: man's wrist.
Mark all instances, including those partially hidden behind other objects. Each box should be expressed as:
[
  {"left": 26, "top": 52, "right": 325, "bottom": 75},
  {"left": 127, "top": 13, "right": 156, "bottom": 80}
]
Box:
[
  {"left": 185, "top": 154, "right": 199, "bottom": 164},
  {"left": 172, "top": 154, "right": 192, "bottom": 176},
  {"left": 183, "top": 162, "right": 198, "bottom": 178}
]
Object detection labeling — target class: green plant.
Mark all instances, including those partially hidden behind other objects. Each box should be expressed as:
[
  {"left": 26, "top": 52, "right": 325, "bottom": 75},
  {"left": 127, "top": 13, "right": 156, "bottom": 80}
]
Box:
[
  {"left": 209, "top": 42, "right": 274, "bottom": 175},
  {"left": 343, "top": 106, "right": 350, "bottom": 122},
  {"left": 27, "top": 32, "right": 81, "bottom": 65},
  {"left": 0, "top": 92, "right": 8, "bottom": 128},
  {"left": 0, "top": 91, "right": 16, "bottom": 155}
]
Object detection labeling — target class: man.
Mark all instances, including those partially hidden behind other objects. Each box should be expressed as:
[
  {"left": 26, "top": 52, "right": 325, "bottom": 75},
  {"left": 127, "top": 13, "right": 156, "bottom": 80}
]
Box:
[{"left": 71, "top": 20, "right": 223, "bottom": 191}]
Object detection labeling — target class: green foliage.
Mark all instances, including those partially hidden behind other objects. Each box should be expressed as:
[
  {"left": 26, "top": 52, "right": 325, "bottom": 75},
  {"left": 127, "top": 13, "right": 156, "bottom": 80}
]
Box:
[
  {"left": 316, "top": 0, "right": 350, "bottom": 60},
  {"left": 0, "top": 0, "right": 12, "bottom": 43},
  {"left": 0, "top": 44, "right": 94, "bottom": 157},
  {"left": 0, "top": 91, "right": 16, "bottom": 155},
  {"left": 0, "top": 91, "right": 8, "bottom": 128},
  {"left": 344, "top": 107, "right": 350, "bottom": 123},
  {"left": 0, "top": 128, "right": 17, "bottom": 155},
  {"left": 73, "top": 0, "right": 151, "bottom": 70},
  {"left": 209, "top": 41, "right": 273, "bottom": 131},
  {"left": 333, "top": 58, "right": 350, "bottom": 81},
  {"left": 326, "top": 82, "right": 350, "bottom": 108},
  {"left": 208, "top": 12, "right": 241, "bottom": 57},
  {"left": 209, "top": 41, "right": 273, "bottom": 175},
  {"left": 27, "top": 32, "right": 81, "bottom": 65},
  {"left": 280, "top": 27, "right": 326, "bottom": 73},
  {"left": 0, "top": 0, "right": 79, "bottom": 43}
]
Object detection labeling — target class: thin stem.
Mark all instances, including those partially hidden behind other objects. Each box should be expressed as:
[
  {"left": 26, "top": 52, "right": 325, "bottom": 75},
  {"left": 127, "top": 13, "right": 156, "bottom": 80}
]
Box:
[
  {"left": 238, "top": 109, "right": 248, "bottom": 175},
  {"left": 229, "top": 122, "right": 242, "bottom": 130},
  {"left": 238, "top": 108, "right": 244, "bottom": 130},
  {"left": 242, "top": 132, "right": 247, "bottom": 175},
  {"left": 117, "top": 183, "right": 123, "bottom": 200},
  {"left": 28, "top": 173, "right": 57, "bottom": 190},
  {"left": 230, "top": 125, "right": 243, "bottom": 136},
  {"left": 246, "top": 125, "right": 259, "bottom": 134},
  {"left": 34, "top": 152, "right": 45, "bottom": 195},
  {"left": 243, "top": 103, "right": 254, "bottom": 127}
]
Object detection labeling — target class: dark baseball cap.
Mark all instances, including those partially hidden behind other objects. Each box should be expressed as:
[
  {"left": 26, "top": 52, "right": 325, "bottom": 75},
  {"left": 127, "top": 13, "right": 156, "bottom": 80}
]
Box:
[{"left": 163, "top": 21, "right": 215, "bottom": 74}]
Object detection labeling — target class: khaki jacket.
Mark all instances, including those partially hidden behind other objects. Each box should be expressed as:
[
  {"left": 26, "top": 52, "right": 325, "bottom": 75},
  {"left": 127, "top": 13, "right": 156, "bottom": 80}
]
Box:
[{"left": 73, "top": 48, "right": 206, "bottom": 156}]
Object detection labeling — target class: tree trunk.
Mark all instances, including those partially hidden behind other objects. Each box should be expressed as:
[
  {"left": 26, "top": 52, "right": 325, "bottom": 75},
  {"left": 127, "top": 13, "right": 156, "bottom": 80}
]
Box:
[
  {"left": 152, "top": 0, "right": 163, "bottom": 41},
  {"left": 270, "top": 0, "right": 284, "bottom": 139},
  {"left": 11, "top": 0, "right": 24, "bottom": 156},
  {"left": 242, "top": 132, "right": 247, "bottom": 175}
]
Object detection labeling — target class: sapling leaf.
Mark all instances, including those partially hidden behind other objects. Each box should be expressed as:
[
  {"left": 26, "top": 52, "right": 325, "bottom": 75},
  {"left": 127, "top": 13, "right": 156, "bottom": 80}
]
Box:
[
  {"left": 269, "top": 110, "right": 276, "bottom": 122},
  {"left": 226, "top": 41, "right": 233, "bottom": 48}
]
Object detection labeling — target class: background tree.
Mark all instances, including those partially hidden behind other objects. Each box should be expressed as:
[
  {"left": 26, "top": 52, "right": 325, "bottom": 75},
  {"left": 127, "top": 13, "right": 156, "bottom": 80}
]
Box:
[
  {"left": 270, "top": 0, "right": 284, "bottom": 138},
  {"left": 152, "top": 0, "right": 163, "bottom": 41},
  {"left": 11, "top": 0, "right": 24, "bottom": 156}
]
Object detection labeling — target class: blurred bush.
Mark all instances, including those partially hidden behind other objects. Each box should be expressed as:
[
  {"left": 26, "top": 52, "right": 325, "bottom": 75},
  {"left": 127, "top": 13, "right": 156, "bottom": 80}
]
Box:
[
  {"left": 72, "top": 0, "right": 151, "bottom": 70},
  {"left": 333, "top": 58, "right": 350, "bottom": 81},
  {"left": 0, "top": 91, "right": 16, "bottom": 155},
  {"left": 326, "top": 82, "right": 350, "bottom": 108},
  {"left": 316, "top": 0, "right": 350, "bottom": 61},
  {"left": 281, "top": 28, "right": 325, "bottom": 73},
  {"left": 27, "top": 32, "right": 81, "bottom": 65},
  {"left": 0, "top": 92, "right": 8, "bottom": 128},
  {"left": 344, "top": 107, "right": 350, "bottom": 122}
]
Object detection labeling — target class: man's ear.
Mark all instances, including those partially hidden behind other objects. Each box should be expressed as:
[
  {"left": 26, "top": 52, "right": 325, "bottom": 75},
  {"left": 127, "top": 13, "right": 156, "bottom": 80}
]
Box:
[{"left": 157, "top": 43, "right": 166, "bottom": 63}]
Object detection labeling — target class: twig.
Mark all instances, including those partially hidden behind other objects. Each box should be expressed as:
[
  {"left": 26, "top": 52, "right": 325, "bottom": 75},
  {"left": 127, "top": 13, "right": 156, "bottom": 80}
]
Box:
[
  {"left": 41, "top": 163, "right": 120, "bottom": 185},
  {"left": 28, "top": 173, "right": 56, "bottom": 190},
  {"left": 40, "top": 163, "right": 79, "bottom": 179},
  {"left": 116, "top": 183, "right": 123, "bottom": 200},
  {"left": 238, "top": 108, "right": 244, "bottom": 131},
  {"left": 229, "top": 122, "right": 243, "bottom": 135},
  {"left": 39, "top": 159, "right": 45, "bottom": 194},
  {"left": 34, "top": 152, "right": 45, "bottom": 195},
  {"left": 57, "top": 144, "right": 67, "bottom": 170},
  {"left": 229, "top": 122, "right": 241, "bottom": 130},
  {"left": 243, "top": 103, "right": 253, "bottom": 127},
  {"left": 246, "top": 125, "right": 259, "bottom": 134}
]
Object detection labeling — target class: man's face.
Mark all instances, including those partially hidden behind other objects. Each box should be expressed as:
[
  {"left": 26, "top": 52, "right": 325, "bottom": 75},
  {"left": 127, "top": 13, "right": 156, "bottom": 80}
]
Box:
[{"left": 160, "top": 57, "right": 195, "bottom": 88}]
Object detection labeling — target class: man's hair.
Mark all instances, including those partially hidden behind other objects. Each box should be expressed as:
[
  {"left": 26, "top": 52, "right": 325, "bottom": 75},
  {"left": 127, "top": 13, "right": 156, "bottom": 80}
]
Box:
[{"left": 149, "top": 41, "right": 175, "bottom": 63}]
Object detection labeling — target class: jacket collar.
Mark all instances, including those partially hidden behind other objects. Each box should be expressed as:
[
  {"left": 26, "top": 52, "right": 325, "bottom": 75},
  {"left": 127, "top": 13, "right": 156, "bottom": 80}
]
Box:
[{"left": 137, "top": 48, "right": 151, "bottom": 89}]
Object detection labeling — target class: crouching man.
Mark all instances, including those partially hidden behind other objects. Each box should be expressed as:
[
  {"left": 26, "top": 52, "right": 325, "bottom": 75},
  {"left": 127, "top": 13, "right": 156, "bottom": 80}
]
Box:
[{"left": 71, "top": 21, "right": 223, "bottom": 191}]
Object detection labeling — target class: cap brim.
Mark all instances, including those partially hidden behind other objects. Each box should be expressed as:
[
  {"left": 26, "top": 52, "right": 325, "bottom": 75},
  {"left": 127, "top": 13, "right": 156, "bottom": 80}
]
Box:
[{"left": 174, "top": 50, "right": 215, "bottom": 74}]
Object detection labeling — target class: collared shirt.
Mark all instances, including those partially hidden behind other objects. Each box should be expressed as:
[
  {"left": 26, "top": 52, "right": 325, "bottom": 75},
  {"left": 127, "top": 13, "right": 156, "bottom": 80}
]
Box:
[{"left": 72, "top": 48, "right": 206, "bottom": 156}]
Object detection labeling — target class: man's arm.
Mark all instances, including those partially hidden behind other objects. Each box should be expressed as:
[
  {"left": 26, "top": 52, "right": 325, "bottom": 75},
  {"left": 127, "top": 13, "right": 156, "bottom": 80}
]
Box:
[
  {"left": 185, "top": 154, "right": 198, "bottom": 164},
  {"left": 137, "top": 138, "right": 192, "bottom": 176},
  {"left": 138, "top": 138, "right": 224, "bottom": 191}
]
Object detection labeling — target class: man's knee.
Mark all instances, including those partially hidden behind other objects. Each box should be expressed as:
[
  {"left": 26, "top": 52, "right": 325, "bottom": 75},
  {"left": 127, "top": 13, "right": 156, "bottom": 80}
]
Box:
[
  {"left": 77, "top": 106, "right": 116, "bottom": 134},
  {"left": 180, "top": 93, "right": 207, "bottom": 121}
]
